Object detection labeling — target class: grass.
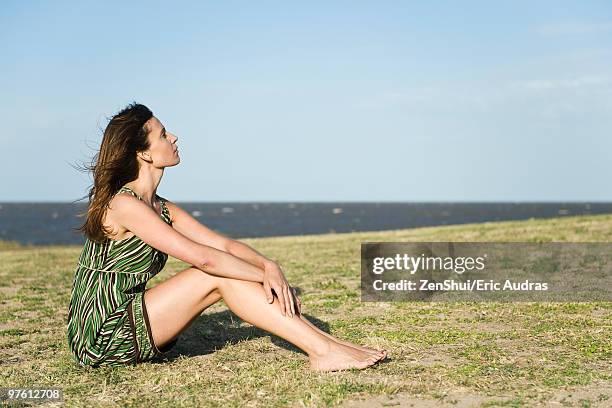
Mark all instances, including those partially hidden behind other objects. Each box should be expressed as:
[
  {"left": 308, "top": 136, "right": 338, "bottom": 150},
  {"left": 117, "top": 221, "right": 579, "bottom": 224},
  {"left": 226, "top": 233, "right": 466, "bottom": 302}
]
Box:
[{"left": 0, "top": 214, "right": 611, "bottom": 407}]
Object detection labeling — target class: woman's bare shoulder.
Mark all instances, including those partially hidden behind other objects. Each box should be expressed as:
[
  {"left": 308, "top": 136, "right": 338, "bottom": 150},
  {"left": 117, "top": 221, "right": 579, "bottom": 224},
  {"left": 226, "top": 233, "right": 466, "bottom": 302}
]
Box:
[{"left": 103, "top": 192, "right": 142, "bottom": 240}]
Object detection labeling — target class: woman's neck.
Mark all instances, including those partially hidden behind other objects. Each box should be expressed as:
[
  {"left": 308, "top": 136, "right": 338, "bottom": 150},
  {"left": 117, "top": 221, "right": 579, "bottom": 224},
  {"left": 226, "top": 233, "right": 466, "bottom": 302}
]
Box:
[{"left": 125, "top": 167, "right": 164, "bottom": 205}]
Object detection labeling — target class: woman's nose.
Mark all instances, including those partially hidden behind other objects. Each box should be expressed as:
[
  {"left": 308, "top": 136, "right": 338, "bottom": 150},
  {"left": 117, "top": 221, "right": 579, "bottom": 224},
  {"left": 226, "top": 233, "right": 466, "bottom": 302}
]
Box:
[{"left": 171, "top": 134, "right": 178, "bottom": 143}]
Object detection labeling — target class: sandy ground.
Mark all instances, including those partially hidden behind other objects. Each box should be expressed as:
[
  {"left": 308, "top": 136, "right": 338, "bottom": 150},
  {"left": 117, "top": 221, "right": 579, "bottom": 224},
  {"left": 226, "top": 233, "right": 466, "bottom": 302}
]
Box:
[{"left": 340, "top": 381, "right": 612, "bottom": 407}]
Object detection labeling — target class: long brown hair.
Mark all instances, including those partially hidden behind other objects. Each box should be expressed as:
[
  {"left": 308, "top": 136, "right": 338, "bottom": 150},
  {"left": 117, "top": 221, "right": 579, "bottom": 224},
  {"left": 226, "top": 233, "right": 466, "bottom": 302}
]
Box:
[{"left": 74, "top": 102, "right": 153, "bottom": 243}]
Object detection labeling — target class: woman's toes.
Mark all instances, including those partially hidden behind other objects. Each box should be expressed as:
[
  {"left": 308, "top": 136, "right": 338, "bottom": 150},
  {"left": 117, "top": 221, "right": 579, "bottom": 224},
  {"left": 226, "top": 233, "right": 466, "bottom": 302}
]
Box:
[{"left": 361, "top": 359, "right": 374, "bottom": 369}]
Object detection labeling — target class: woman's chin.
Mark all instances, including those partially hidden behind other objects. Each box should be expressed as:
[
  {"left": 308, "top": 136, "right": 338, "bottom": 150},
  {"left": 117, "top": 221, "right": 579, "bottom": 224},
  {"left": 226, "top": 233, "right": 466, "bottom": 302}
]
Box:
[{"left": 164, "top": 158, "right": 181, "bottom": 168}]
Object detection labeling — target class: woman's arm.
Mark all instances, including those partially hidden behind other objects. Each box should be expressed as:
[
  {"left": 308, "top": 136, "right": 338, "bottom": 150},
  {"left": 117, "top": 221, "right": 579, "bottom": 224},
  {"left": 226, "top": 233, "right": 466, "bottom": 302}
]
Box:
[
  {"left": 165, "top": 200, "right": 276, "bottom": 270},
  {"left": 109, "top": 194, "right": 265, "bottom": 282},
  {"left": 225, "top": 239, "right": 276, "bottom": 270},
  {"left": 161, "top": 198, "right": 298, "bottom": 314},
  {"left": 203, "top": 245, "right": 266, "bottom": 283},
  {"left": 164, "top": 200, "right": 234, "bottom": 253}
]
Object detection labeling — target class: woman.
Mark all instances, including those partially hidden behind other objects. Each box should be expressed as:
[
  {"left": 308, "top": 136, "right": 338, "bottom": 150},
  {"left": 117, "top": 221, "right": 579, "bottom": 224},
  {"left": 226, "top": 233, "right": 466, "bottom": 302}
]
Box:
[{"left": 67, "top": 102, "right": 387, "bottom": 371}]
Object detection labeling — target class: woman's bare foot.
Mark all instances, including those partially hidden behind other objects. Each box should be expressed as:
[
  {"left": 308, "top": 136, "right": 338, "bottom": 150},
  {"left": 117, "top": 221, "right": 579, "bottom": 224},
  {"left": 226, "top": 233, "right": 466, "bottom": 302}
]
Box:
[
  {"left": 298, "top": 314, "right": 388, "bottom": 361},
  {"left": 309, "top": 339, "right": 386, "bottom": 372}
]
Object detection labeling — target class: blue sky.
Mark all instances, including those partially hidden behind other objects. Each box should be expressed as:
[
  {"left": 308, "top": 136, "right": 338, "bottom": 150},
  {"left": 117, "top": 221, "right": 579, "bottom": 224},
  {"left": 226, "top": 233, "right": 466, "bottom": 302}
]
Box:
[{"left": 1, "top": 0, "right": 611, "bottom": 202}]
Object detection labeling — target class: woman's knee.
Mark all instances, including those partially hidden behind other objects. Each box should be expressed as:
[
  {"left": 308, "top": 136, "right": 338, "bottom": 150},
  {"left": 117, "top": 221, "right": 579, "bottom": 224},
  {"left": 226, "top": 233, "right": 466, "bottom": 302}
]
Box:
[
  {"left": 179, "top": 267, "right": 223, "bottom": 300},
  {"left": 184, "top": 267, "right": 259, "bottom": 298}
]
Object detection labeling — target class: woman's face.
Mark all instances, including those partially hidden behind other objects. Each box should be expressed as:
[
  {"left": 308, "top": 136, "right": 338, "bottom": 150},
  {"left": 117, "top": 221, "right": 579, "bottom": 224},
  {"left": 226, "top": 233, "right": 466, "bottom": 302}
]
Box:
[{"left": 142, "top": 116, "right": 180, "bottom": 167}]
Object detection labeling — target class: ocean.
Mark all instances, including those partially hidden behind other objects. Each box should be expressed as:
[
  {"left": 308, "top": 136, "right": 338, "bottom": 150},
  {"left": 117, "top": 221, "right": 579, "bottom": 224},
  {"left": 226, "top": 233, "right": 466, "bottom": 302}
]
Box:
[{"left": 1, "top": 202, "right": 610, "bottom": 246}]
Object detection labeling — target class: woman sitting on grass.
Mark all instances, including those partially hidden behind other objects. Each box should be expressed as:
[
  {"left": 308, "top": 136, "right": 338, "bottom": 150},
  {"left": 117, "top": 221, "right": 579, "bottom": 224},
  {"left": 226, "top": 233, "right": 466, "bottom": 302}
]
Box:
[{"left": 67, "top": 102, "right": 387, "bottom": 372}]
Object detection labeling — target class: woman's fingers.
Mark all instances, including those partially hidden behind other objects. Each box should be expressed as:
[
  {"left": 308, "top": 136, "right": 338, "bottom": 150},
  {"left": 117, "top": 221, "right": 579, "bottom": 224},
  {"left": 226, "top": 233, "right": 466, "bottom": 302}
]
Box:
[
  {"left": 275, "top": 284, "right": 287, "bottom": 316},
  {"left": 288, "top": 286, "right": 295, "bottom": 317},
  {"left": 293, "top": 288, "right": 302, "bottom": 314},
  {"left": 283, "top": 285, "right": 293, "bottom": 317},
  {"left": 270, "top": 279, "right": 297, "bottom": 317},
  {"left": 263, "top": 280, "right": 273, "bottom": 303}
]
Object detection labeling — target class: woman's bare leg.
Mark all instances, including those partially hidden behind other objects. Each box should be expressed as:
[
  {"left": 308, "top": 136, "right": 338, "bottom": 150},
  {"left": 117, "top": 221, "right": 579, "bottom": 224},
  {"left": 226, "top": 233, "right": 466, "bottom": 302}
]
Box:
[
  {"left": 212, "top": 275, "right": 386, "bottom": 371},
  {"left": 144, "top": 267, "right": 386, "bottom": 371},
  {"left": 297, "top": 314, "right": 387, "bottom": 359}
]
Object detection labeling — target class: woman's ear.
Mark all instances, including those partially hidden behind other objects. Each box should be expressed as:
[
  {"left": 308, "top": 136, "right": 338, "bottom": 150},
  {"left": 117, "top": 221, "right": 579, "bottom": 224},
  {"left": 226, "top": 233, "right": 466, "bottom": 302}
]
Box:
[{"left": 138, "top": 151, "right": 153, "bottom": 163}]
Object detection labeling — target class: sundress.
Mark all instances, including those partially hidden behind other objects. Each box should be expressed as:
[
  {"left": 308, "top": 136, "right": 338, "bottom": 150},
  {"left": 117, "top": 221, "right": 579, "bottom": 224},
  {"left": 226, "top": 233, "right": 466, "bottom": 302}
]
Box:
[{"left": 66, "top": 186, "right": 178, "bottom": 367}]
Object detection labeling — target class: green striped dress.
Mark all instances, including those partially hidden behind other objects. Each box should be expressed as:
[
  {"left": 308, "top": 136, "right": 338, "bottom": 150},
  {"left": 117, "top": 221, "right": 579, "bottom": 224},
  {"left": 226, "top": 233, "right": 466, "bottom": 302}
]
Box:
[{"left": 67, "top": 186, "right": 178, "bottom": 367}]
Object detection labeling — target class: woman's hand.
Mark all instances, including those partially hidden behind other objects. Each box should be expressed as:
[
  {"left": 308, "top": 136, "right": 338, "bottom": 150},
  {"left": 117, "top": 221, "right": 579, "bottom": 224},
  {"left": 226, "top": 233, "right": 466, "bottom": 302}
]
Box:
[{"left": 263, "top": 262, "right": 301, "bottom": 317}]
